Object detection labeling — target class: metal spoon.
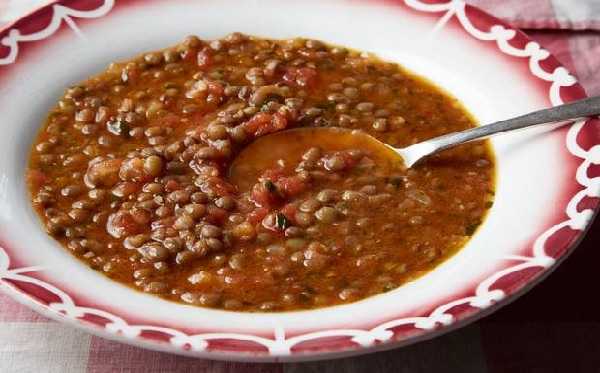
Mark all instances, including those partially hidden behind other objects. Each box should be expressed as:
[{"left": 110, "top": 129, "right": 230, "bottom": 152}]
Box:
[
  {"left": 397, "top": 95, "right": 600, "bottom": 167},
  {"left": 229, "top": 96, "right": 600, "bottom": 187}
]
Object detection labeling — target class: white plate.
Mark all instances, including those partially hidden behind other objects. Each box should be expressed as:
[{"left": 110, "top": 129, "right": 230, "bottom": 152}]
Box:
[{"left": 0, "top": 0, "right": 598, "bottom": 362}]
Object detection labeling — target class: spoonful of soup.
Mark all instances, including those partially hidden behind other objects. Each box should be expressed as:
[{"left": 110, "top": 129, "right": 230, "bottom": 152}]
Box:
[
  {"left": 230, "top": 95, "right": 600, "bottom": 188},
  {"left": 229, "top": 127, "right": 403, "bottom": 193}
]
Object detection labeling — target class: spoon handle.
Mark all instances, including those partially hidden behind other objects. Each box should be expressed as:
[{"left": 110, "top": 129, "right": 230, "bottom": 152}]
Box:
[{"left": 400, "top": 96, "right": 600, "bottom": 166}]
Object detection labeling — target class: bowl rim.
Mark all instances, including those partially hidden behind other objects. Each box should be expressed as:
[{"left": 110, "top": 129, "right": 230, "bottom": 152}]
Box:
[{"left": 0, "top": 0, "right": 599, "bottom": 362}]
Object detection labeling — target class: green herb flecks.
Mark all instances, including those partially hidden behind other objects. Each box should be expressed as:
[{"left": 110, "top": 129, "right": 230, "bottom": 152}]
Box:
[
  {"left": 275, "top": 212, "right": 290, "bottom": 231},
  {"left": 264, "top": 180, "right": 277, "bottom": 193}
]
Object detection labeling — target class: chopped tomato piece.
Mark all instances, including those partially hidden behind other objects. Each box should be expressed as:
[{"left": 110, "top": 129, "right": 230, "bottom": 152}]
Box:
[
  {"left": 251, "top": 181, "right": 280, "bottom": 208},
  {"left": 107, "top": 211, "right": 142, "bottom": 238},
  {"left": 27, "top": 169, "right": 48, "bottom": 189},
  {"left": 282, "top": 67, "right": 317, "bottom": 88},
  {"left": 121, "top": 65, "right": 140, "bottom": 84},
  {"left": 164, "top": 179, "right": 180, "bottom": 192},
  {"left": 339, "top": 151, "right": 360, "bottom": 169},
  {"left": 281, "top": 203, "right": 298, "bottom": 223},
  {"left": 242, "top": 112, "right": 290, "bottom": 137},
  {"left": 243, "top": 112, "right": 272, "bottom": 135},
  {"left": 206, "top": 177, "right": 236, "bottom": 196},
  {"left": 197, "top": 48, "right": 212, "bottom": 68},
  {"left": 130, "top": 208, "right": 152, "bottom": 225},
  {"left": 253, "top": 168, "right": 307, "bottom": 207},
  {"left": 207, "top": 81, "right": 224, "bottom": 97},
  {"left": 248, "top": 207, "right": 269, "bottom": 225},
  {"left": 260, "top": 167, "right": 286, "bottom": 181},
  {"left": 188, "top": 112, "right": 210, "bottom": 126},
  {"left": 270, "top": 112, "right": 288, "bottom": 132},
  {"left": 276, "top": 175, "right": 307, "bottom": 197},
  {"left": 281, "top": 106, "right": 300, "bottom": 122}
]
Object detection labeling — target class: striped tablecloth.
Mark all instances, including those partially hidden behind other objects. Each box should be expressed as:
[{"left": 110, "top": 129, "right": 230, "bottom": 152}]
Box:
[{"left": 1, "top": 1, "right": 599, "bottom": 372}]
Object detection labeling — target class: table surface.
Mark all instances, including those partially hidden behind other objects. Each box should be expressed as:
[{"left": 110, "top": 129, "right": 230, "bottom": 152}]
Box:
[{"left": 1, "top": 1, "right": 599, "bottom": 372}]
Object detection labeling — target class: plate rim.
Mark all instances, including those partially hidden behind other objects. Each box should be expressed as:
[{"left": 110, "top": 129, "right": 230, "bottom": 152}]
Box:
[{"left": 0, "top": 0, "right": 598, "bottom": 362}]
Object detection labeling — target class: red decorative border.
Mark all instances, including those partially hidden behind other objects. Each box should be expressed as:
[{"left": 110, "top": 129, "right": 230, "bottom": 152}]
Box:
[{"left": 1, "top": 0, "right": 598, "bottom": 362}]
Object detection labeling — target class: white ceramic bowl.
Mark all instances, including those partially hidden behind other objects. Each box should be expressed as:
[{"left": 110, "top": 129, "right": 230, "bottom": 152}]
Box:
[{"left": 0, "top": 0, "right": 598, "bottom": 362}]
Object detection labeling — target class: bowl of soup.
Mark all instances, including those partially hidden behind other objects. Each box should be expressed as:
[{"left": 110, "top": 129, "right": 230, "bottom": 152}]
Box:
[{"left": 0, "top": 0, "right": 597, "bottom": 362}]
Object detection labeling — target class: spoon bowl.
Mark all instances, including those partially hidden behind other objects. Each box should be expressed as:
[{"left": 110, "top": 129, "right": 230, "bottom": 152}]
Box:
[
  {"left": 230, "top": 95, "right": 600, "bottom": 182},
  {"left": 229, "top": 127, "right": 404, "bottom": 192}
]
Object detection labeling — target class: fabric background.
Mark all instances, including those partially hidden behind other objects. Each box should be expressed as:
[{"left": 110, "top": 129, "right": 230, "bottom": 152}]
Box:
[{"left": 1, "top": 0, "right": 599, "bottom": 372}]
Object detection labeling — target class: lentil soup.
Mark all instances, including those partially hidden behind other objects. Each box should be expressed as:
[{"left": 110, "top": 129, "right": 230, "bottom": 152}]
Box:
[{"left": 27, "top": 34, "right": 495, "bottom": 312}]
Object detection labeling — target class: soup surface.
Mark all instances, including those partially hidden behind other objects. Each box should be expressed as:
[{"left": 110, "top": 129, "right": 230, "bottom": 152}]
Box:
[{"left": 27, "top": 34, "right": 495, "bottom": 312}]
